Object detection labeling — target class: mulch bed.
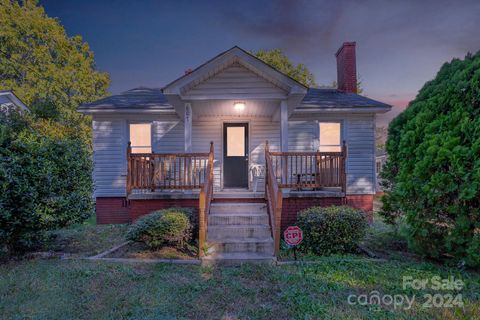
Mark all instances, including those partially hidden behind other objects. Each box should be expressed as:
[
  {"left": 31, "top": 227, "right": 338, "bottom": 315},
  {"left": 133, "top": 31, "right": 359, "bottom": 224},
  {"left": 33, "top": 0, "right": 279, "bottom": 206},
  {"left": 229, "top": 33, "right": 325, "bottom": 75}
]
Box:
[{"left": 105, "top": 242, "right": 197, "bottom": 260}]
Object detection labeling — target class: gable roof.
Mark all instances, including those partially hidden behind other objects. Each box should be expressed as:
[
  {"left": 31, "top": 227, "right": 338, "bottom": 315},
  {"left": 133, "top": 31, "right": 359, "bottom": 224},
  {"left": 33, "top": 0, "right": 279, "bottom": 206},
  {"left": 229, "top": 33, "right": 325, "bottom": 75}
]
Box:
[
  {"left": 78, "top": 46, "right": 391, "bottom": 114},
  {"left": 162, "top": 46, "right": 307, "bottom": 97}
]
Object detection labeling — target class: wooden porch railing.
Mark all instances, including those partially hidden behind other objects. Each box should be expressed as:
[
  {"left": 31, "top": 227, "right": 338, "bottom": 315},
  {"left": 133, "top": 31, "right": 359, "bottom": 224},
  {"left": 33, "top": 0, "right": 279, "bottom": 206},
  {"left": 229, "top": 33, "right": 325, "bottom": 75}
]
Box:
[
  {"left": 265, "top": 141, "right": 283, "bottom": 256},
  {"left": 127, "top": 145, "right": 211, "bottom": 195},
  {"left": 126, "top": 142, "right": 215, "bottom": 258},
  {"left": 268, "top": 142, "right": 347, "bottom": 192},
  {"left": 198, "top": 142, "right": 214, "bottom": 257},
  {"left": 264, "top": 140, "right": 347, "bottom": 256}
]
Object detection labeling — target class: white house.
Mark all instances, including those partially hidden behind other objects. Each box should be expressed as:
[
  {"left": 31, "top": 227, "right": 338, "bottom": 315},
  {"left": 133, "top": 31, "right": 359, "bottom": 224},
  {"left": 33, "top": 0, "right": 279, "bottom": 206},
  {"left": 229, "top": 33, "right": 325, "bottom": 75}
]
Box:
[
  {"left": 79, "top": 43, "right": 391, "bottom": 262},
  {"left": 0, "top": 90, "right": 29, "bottom": 113}
]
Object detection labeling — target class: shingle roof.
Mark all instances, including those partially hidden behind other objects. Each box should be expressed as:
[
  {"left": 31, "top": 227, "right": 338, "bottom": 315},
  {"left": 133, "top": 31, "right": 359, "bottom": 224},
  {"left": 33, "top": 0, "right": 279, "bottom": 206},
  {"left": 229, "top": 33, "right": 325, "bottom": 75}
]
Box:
[
  {"left": 301, "top": 88, "right": 391, "bottom": 109},
  {"left": 78, "top": 87, "right": 390, "bottom": 111},
  {"left": 78, "top": 87, "right": 173, "bottom": 111}
]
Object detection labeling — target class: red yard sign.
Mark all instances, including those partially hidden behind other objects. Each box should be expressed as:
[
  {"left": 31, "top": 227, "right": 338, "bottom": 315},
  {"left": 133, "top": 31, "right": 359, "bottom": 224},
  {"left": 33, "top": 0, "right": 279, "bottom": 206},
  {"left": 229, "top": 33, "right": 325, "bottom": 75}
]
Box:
[{"left": 284, "top": 226, "right": 303, "bottom": 246}]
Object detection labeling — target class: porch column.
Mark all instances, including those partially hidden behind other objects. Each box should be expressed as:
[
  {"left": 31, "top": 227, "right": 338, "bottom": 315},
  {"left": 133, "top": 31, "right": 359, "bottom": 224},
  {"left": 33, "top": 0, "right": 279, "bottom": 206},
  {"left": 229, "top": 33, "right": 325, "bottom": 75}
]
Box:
[
  {"left": 280, "top": 100, "right": 288, "bottom": 152},
  {"left": 184, "top": 102, "right": 192, "bottom": 152}
]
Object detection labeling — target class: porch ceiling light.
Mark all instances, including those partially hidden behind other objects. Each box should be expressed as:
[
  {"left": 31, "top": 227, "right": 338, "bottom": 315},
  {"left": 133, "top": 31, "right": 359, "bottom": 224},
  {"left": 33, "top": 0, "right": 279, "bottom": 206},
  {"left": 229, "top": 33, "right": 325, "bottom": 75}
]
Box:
[{"left": 234, "top": 101, "right": 245, "bottom": 112}]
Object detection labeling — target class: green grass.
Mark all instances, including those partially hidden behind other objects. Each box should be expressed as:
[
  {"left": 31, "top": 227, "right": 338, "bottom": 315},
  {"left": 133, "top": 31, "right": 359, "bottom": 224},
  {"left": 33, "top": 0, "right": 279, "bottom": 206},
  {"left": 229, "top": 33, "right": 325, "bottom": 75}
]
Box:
[
  {"left": 42, "top": 215, "right": 128, "bottom": 257},
  {"left": 0, "top": 256, "right": 479, "bottom": 319},
  {"left": 1, "top": 213, "right": 479, "bottom": 319}
]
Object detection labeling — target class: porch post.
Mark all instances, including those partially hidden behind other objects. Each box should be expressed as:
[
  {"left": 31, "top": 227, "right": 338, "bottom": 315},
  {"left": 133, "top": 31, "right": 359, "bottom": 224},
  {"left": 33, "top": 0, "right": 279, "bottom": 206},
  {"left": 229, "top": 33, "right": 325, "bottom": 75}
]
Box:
[
  {"left": 280, "top": 100, "right": 288, "bottom": 152},
  {"left": 184, "top": 102, "right": 192, "bottom": 152}
]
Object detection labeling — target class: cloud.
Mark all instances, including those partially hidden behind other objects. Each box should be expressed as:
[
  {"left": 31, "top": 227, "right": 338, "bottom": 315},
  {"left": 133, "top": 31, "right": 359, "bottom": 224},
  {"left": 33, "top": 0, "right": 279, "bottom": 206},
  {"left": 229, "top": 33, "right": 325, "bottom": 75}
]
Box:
[{"left": 211, "top": 0, "right": 480, "bottom": 56}]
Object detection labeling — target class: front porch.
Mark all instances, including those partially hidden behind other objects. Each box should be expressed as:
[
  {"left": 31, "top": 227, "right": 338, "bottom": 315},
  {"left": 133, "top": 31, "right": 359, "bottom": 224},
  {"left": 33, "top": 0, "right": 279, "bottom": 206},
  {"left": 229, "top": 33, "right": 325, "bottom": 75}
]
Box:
[
  {"left": 125, "top": 140, "right": 347, "bottom": 257},
  {"left": 126, "top": 141, "right": 347, "bottom": 198}
]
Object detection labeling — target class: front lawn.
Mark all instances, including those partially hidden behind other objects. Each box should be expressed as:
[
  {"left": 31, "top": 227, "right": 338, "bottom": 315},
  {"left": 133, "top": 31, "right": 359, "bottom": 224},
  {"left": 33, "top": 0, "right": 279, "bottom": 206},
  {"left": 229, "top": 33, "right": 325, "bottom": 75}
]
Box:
[
  {"left": 42, "top": 215, "right": 128, "bottom": 257},
  {"left": 1, "top": 255, "right": 479, "bottom": 319},
  {"left": 1, "top": 213, "right": 479, "bottom": 319}
]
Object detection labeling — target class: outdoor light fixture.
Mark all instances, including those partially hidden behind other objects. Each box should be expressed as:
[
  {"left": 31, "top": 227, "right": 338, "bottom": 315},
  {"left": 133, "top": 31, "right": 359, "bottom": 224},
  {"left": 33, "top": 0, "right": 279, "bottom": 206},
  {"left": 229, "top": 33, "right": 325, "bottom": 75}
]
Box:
[{"left": 234, "top": 101, "right": 245, "bottom": 112}]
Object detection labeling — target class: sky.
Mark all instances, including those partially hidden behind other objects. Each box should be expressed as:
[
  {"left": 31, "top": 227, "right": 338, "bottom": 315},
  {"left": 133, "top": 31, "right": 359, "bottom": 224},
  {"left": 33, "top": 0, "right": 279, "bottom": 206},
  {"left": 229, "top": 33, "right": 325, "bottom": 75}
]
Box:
[{"left": 41, "top": 0, "right": 480, "bottom": 127}]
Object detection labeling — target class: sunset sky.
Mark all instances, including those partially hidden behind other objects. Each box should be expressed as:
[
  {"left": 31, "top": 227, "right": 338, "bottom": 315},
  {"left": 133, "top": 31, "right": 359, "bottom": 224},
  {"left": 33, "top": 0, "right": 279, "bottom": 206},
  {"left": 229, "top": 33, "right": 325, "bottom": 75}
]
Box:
[{"left": 41, "top": 0, "right": 480, "bottom": 127}]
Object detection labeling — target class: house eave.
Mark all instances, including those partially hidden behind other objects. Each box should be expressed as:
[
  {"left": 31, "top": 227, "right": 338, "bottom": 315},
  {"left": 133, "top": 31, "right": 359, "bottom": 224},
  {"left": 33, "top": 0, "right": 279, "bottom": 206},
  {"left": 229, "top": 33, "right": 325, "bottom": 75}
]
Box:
[
  {"left": 77, "top": 108, "right": 177, "bottom": 115},
  {"left": 296, "top": 105, "right": 392, "bottom": 114}
]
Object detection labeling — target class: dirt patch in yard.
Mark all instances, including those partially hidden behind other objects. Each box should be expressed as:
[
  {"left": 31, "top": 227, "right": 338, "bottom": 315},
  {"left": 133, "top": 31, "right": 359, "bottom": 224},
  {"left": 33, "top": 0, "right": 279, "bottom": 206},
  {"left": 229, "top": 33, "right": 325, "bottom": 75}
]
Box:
[{"left": 105, "top": 242, "right": 197, "bottom": 260}]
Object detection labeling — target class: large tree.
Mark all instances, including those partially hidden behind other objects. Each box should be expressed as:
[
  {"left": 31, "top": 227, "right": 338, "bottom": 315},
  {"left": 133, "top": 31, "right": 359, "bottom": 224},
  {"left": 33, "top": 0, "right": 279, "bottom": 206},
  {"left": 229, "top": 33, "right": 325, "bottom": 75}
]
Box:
[
  {"left": 0, "top": 0, "right": 107, "bottom": 252},
  {"left": 0, "top": 0, "right": 109, "bottom": 137},
  {"left": 253, "top": 49, "right": 317, "bottom": 87},
  {"left": 253, "top": 49, "right": 364, "bottom": 93},
  {"left": 381, "top": 52, "right": 480, "bottom": 267}
]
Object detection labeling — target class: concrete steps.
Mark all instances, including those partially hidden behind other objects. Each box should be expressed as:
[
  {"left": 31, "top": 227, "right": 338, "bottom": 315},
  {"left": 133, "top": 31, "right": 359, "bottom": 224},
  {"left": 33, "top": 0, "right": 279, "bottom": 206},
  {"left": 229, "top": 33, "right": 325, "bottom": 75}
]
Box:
[
  {"left": 204, "top": 202, "right": 274, "bottom": 264},
  {"left": 202, "top": 252, "right": 276, "bottom": 265}
]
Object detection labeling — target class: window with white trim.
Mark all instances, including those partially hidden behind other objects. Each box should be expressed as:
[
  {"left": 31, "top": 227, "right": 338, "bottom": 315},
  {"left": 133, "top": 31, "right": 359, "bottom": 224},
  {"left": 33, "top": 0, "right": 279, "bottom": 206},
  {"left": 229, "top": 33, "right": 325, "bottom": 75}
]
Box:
[
  {"left": 129, "top": 123, "right": 152, "bottom": 153},
  {"left": 319, "top": 122, "right": 342, "bottom": 152}
]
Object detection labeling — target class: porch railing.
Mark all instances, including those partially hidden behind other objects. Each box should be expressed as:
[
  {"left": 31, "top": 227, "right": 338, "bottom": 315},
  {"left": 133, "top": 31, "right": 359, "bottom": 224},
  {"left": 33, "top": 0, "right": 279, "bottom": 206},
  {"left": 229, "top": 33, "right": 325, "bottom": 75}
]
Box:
[
  {"left": 267, "top": 142, "right": 347, "bottom": 191},
  {"left": 126, "top": 142, "right": 215, "bottom": 258},
  {"left": 265, "top": 141, "right": 283, "bottom": 256},
  {"left": 127, "top": 146, "right": 211, "bottom": 195},
  {"left": 264, "top": 140, "right": 347, "bottom": 256},
  {"left": 198, "top": 142, "right": 214, "bottom": 257}
]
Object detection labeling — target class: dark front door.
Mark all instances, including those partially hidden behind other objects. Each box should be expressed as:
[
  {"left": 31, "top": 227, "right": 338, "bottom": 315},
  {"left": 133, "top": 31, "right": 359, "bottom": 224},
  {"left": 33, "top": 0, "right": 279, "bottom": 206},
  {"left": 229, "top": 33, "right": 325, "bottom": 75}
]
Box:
[{"left": 223, "top": 123, "right": 248, "bottom": 188}]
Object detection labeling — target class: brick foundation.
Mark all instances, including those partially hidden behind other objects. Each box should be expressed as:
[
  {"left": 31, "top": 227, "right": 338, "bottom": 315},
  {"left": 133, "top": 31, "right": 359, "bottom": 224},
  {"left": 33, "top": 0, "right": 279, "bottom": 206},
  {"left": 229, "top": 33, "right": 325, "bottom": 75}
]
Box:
[
  {"left": 95, "top": 194, "right": 374, "bottom": 225},
  {"left": 280, "top": 194, "right": 374, "bottom": 230},
  {"left": 281, "top": 197, "right": 344, "bottom": 231},
  {"left": 346, "top": 194, "right": 374, "bottom": 222},
  {"left": 129, "top": 199, "right": 199, "bottom": 221},
  {"left": 95, "top": 197, "right": 130, "bottom": 224}
]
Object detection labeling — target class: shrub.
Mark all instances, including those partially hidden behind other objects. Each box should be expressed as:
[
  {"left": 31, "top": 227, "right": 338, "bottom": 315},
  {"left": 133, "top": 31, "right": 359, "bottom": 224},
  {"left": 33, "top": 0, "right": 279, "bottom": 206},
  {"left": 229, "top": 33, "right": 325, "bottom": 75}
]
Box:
[
  {"left": 297, "top": 206, "right": 367, "bottom": 255},
  {"left": 381, "top": 51, "right": 480, "bottom": 267},
  {"left": 127, "top": 208, "right": 193, "bottom": 249},
  {"left": 0, "top": 111, "right": 93, "bottom": 252}
]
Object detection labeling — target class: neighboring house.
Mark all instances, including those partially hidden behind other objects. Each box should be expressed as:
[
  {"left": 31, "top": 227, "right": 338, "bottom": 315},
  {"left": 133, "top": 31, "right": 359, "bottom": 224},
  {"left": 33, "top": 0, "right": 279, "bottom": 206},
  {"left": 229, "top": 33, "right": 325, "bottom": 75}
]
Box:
[
  {"left": 79, "top": 42, "right": 391, "bottom": 261},
  {"left": 376, "top": 149, "right": 388, "bottom": 193},
  {"left": 0, "top": 90, "right": 29, "bottom": 113}
]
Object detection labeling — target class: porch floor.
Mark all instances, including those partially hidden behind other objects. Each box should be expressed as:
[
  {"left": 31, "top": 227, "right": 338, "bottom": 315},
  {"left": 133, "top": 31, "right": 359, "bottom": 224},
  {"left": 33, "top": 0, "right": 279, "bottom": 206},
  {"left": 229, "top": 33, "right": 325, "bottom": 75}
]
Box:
[{"left": 127, "top": 188, "right": 344, "bottom": 200}]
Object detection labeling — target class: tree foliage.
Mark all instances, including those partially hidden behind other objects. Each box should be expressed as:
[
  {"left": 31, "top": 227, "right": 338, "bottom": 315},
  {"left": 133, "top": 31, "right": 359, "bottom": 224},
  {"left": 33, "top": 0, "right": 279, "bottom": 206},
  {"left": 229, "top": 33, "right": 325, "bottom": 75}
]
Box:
[
  {"left": 253, "top": 49, "right": 317, "bottom": 87},
  {"left": 0, "top": 109, "right": 93, "bottom": 252},
  {"left": 381, "top": 52, "right": 480, "bottom": 267},
  {"left": 0, "top": 0, "right": 109, "bottom": 139}
]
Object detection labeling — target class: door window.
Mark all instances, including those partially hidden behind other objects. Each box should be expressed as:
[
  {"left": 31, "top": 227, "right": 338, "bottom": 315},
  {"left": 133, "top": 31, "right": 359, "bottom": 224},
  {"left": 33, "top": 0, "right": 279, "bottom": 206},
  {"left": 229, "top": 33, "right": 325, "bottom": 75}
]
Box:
[{"left": 226, "top": 126, "right": 245, "bottom": 156}]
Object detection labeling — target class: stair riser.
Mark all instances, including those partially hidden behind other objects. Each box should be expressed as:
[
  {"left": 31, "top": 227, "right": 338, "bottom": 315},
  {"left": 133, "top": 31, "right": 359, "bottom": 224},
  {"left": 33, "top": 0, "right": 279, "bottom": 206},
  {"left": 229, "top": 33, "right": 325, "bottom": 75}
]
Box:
[
  {"left": 208, "top": 227, "right": 271, "bottom": 240},
  {"left": 209, "top": 215, "right": 269, "bottom": 225},
  {"left": 211, "top": 242, "right": 274, "bottom": 254},
  {"left": 210, "top": 204, "right": 267, "bottom": 214},
  {"left": 201, "top": 259, "right": 275, "bottom": 266}
]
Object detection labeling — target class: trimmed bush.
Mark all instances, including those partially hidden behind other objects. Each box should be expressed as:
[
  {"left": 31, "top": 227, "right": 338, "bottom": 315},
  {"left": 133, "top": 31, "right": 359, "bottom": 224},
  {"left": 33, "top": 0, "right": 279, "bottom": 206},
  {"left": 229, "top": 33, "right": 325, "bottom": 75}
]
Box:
[
  {"left": 127, "top": 208, "right": 193, "bottom": 249},
  {"left": 297, "top": 206, "right": 367, "bottom": 255}
]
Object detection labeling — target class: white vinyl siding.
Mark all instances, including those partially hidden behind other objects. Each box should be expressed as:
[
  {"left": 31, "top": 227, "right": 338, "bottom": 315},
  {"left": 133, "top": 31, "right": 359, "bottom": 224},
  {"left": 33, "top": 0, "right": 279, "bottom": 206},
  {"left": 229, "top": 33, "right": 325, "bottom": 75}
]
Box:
[
  {"left": 92, "top": 118, "right": 127, "bottom": 197},
  {"left": 192, "top": 120, "right": 222, "bottom": 190},
  {"left": 192, "top": 118, "right": 279, "bottom": 191},
  {"left": 289, "top": 113, "right": 376, "bottom": 195},
  {"left": 92, "top": 112, "right": 376, "bottom": 197},
  {"left": 345, "top": 115, "right": 375, "bottom": 194},
  {"left": 92, "top": 114, "right": 182, "bottom": 197},
  {"left": 185, "top": 62, "right": 287, "bottom": 99},
  {"left": 152, "top": 120, "right": 184, "bottom": 153},
  {"left": 288, "top": 121, "right": 316, "bottom": 151}
]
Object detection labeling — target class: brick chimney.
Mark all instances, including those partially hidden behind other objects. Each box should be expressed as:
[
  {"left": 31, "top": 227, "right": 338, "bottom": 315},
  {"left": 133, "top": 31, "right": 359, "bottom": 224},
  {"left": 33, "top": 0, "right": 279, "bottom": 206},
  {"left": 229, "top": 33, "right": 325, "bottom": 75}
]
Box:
[{"left": 335, "top": 42, "right": 357, "bottom": 93}]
